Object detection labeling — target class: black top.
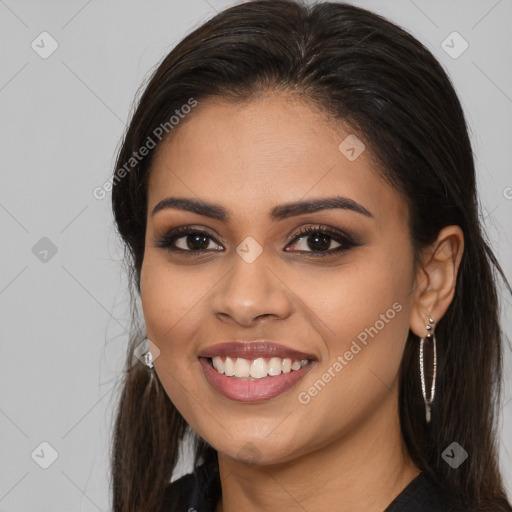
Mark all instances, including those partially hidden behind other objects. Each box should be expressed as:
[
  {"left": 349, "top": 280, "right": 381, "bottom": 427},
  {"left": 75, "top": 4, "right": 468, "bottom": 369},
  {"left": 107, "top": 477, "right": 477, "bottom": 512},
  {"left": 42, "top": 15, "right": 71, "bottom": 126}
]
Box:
[{"left": 159, "top": 460, "right": 467, "bottom": 512}]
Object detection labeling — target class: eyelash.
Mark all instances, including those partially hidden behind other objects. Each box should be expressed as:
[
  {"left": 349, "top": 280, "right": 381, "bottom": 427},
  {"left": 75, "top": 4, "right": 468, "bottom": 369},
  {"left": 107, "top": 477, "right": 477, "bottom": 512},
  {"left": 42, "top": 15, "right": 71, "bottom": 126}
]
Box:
[{"left": 155, "top": 224, "right": 359, "bottom": 258}]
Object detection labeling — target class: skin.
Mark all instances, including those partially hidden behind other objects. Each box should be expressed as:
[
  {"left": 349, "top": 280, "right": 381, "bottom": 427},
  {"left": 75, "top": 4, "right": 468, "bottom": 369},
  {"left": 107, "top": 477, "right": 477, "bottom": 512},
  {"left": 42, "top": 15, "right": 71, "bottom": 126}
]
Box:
[{"left": 140, "top": 92, "right": 464, "bottom": 512}]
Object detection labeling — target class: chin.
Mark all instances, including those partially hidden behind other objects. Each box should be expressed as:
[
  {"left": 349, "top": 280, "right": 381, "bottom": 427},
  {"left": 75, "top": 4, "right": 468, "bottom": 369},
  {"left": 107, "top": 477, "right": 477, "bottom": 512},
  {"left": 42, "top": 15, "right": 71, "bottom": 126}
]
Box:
[{"left": 208, "top": 431, "right": 308, "bottom": 467}]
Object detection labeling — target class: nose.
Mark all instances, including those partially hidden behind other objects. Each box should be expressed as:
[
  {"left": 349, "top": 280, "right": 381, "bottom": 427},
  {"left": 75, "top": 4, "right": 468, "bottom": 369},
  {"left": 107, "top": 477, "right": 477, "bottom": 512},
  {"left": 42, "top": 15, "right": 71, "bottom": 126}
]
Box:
[{"left": 211, "top": 254, "right": 293, "bottom": 327}]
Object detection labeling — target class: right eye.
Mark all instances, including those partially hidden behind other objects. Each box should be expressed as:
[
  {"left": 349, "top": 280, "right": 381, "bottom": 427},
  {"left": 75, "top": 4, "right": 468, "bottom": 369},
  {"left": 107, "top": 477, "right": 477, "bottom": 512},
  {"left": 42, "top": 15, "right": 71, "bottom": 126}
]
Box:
[{"left": 155, "top": 226, "right": 223, "bottom": 253}]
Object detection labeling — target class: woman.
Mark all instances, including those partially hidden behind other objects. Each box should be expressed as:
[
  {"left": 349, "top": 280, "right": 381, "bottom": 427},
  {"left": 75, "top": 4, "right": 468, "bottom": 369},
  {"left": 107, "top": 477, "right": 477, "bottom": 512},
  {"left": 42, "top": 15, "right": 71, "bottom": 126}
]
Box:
[{"left": 109, "top": 1, "right": 512, "bottom": 511}]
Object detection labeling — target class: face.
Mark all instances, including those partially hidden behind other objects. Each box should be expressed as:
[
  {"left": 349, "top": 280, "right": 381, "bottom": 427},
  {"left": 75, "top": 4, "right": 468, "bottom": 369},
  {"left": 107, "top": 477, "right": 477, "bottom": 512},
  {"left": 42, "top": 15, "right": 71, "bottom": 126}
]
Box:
[{"left": 140, "top": 93, "right": 416, "bottom": 465}]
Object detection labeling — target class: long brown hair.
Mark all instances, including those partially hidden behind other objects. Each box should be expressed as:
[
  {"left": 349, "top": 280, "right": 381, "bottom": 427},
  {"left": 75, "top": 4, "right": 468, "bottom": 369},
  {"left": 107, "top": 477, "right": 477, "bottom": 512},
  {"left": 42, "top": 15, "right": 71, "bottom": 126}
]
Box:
[{"left": 109, "top": 1, "right": 512, "bottom": 510}]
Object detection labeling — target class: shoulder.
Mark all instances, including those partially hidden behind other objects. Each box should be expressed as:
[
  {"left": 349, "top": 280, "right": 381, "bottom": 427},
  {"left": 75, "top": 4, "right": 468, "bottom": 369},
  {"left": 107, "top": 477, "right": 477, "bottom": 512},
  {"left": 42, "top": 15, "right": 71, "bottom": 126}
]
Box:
[
  {"left": 159, "top": 461, "right": 221, "bottom": 512},
  {"left": 385, "top": 471, "right": 467, "bottom": 512}
]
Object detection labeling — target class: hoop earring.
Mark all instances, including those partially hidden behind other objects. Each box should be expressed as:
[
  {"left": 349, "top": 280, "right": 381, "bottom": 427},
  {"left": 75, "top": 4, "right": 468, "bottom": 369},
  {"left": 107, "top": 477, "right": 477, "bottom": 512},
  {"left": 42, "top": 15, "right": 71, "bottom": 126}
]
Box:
[{"left": 419, "top": 316, "right": 437, "bottom": 423}]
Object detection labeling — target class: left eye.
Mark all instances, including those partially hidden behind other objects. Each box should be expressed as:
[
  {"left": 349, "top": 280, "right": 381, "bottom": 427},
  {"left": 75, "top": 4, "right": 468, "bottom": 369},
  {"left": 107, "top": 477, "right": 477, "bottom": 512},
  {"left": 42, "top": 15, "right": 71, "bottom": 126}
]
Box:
[{"left": 286, "top": 226, "right": 344, "bottom": 253}]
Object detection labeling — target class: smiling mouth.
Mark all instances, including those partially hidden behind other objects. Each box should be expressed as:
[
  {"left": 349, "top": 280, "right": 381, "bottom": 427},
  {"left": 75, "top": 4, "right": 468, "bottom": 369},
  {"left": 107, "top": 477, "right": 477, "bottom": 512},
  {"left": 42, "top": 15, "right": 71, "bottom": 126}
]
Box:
[
  {"left": 198, "top": 340, "right": 316, "bottom": 402},
  {"left": 206, "top": 356, "right": 311, "bottom": 379},
  {"left": 199, "top": 355, "right": 315, "bottom": 402}
]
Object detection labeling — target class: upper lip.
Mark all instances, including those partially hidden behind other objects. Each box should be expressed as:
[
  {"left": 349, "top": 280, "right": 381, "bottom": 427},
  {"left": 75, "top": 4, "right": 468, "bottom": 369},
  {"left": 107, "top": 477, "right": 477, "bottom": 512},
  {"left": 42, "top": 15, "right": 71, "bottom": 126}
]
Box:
[{"left": 198, "top": 341, "right": 316, "bottom": 361}]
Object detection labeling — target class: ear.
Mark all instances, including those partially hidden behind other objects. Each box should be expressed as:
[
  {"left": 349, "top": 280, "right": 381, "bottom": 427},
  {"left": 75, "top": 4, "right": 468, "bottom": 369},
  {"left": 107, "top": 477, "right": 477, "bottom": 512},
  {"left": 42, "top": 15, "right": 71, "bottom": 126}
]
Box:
[{"left": 409, "top": 225, "right": 464, "bottom": 337}]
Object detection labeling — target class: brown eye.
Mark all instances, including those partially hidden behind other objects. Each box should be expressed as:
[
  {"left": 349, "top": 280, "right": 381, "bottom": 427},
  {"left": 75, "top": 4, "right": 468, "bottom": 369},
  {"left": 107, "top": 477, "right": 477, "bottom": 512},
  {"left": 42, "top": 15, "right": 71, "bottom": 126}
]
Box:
[
  {"left": 288, "top": 230, "right": 341, "bottom": 252},
  {"left": 156, "top": 227, "right": 223, "bottom": 253},
  {"left": 175, "top": 232, "right": 213, "bottom": 251},
  {"left": 285, "top": 225, "right": 358, "bottom": 257}
]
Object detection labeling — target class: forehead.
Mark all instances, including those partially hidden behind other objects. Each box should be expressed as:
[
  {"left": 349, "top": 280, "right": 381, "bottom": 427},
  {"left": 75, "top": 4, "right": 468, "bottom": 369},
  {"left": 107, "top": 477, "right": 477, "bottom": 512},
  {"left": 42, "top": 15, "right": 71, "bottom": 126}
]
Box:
[{"left": 147, "top": 94, "right": 406, "bottom": 227}]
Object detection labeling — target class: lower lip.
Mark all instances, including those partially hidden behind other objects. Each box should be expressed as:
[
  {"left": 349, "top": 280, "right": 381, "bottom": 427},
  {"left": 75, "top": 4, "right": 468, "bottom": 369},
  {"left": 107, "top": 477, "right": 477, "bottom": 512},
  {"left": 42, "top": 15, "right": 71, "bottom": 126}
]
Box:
[{"left": 199, "top": 357, "right": 314, "bottom": 403}]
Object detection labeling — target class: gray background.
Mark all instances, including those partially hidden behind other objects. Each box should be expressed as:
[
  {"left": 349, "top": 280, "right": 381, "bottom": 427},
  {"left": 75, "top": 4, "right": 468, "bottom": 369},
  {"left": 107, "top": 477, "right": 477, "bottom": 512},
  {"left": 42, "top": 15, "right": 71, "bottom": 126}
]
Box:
[{"left": 1, "top": 0, "right": 511, "bottom": 510}]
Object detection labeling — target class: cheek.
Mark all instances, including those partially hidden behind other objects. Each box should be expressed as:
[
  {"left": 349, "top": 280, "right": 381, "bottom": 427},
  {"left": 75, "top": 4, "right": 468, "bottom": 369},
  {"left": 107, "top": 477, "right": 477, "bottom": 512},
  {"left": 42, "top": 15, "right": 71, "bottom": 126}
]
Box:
[
  {"left": 140, "top": 255, "right": 210, "bottom": 424},
  {"left": 314, "top": 248, "right": 413, "bottom": 412},
  {"left": 290, "top": 252, "right": 413, "bottom": 439},
  {"left": 140, "top": 254, "right": 202, "bottom": 359},
  {"left": 308, "top": 251, "right": 412, "bottom": 353},
  {"left": 140, "top": 259, "right": 174, "bottom": 337}
]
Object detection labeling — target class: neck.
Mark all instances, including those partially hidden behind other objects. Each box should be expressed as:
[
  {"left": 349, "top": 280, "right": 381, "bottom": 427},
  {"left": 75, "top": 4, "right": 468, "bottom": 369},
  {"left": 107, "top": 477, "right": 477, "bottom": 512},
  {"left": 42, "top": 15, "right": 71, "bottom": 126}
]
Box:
[{"left": 215, "top": 390, "right": 420, "bottom": 512}]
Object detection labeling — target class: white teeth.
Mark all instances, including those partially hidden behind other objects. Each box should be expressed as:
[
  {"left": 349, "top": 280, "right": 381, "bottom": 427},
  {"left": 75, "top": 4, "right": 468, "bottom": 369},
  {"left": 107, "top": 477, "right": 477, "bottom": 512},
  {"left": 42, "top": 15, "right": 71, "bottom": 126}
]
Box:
[
  {"left": 250, "top": 358, "right": 268, "bottom": 379},
  {"left": 212, "top": 356, "right": 224, "bottom": 373},
  {"left": 210, "top": 356, "right": 310, "bottom": 378},
  {"left": 268, "top": 357, "right": 283, "bottom": 376},
  {"left": 224, "top": 356, "right": 235, "bottom": 376},
  {"left": 234, "top": 357, "right": 250, "bottom": 377}
]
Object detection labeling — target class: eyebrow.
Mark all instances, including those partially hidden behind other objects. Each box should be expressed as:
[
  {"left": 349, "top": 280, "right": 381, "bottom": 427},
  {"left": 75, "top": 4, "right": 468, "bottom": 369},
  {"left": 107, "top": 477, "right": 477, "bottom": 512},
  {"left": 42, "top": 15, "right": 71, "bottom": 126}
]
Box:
[{"left": 151, "top": 195, "right": 373, "bottom": 221}]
